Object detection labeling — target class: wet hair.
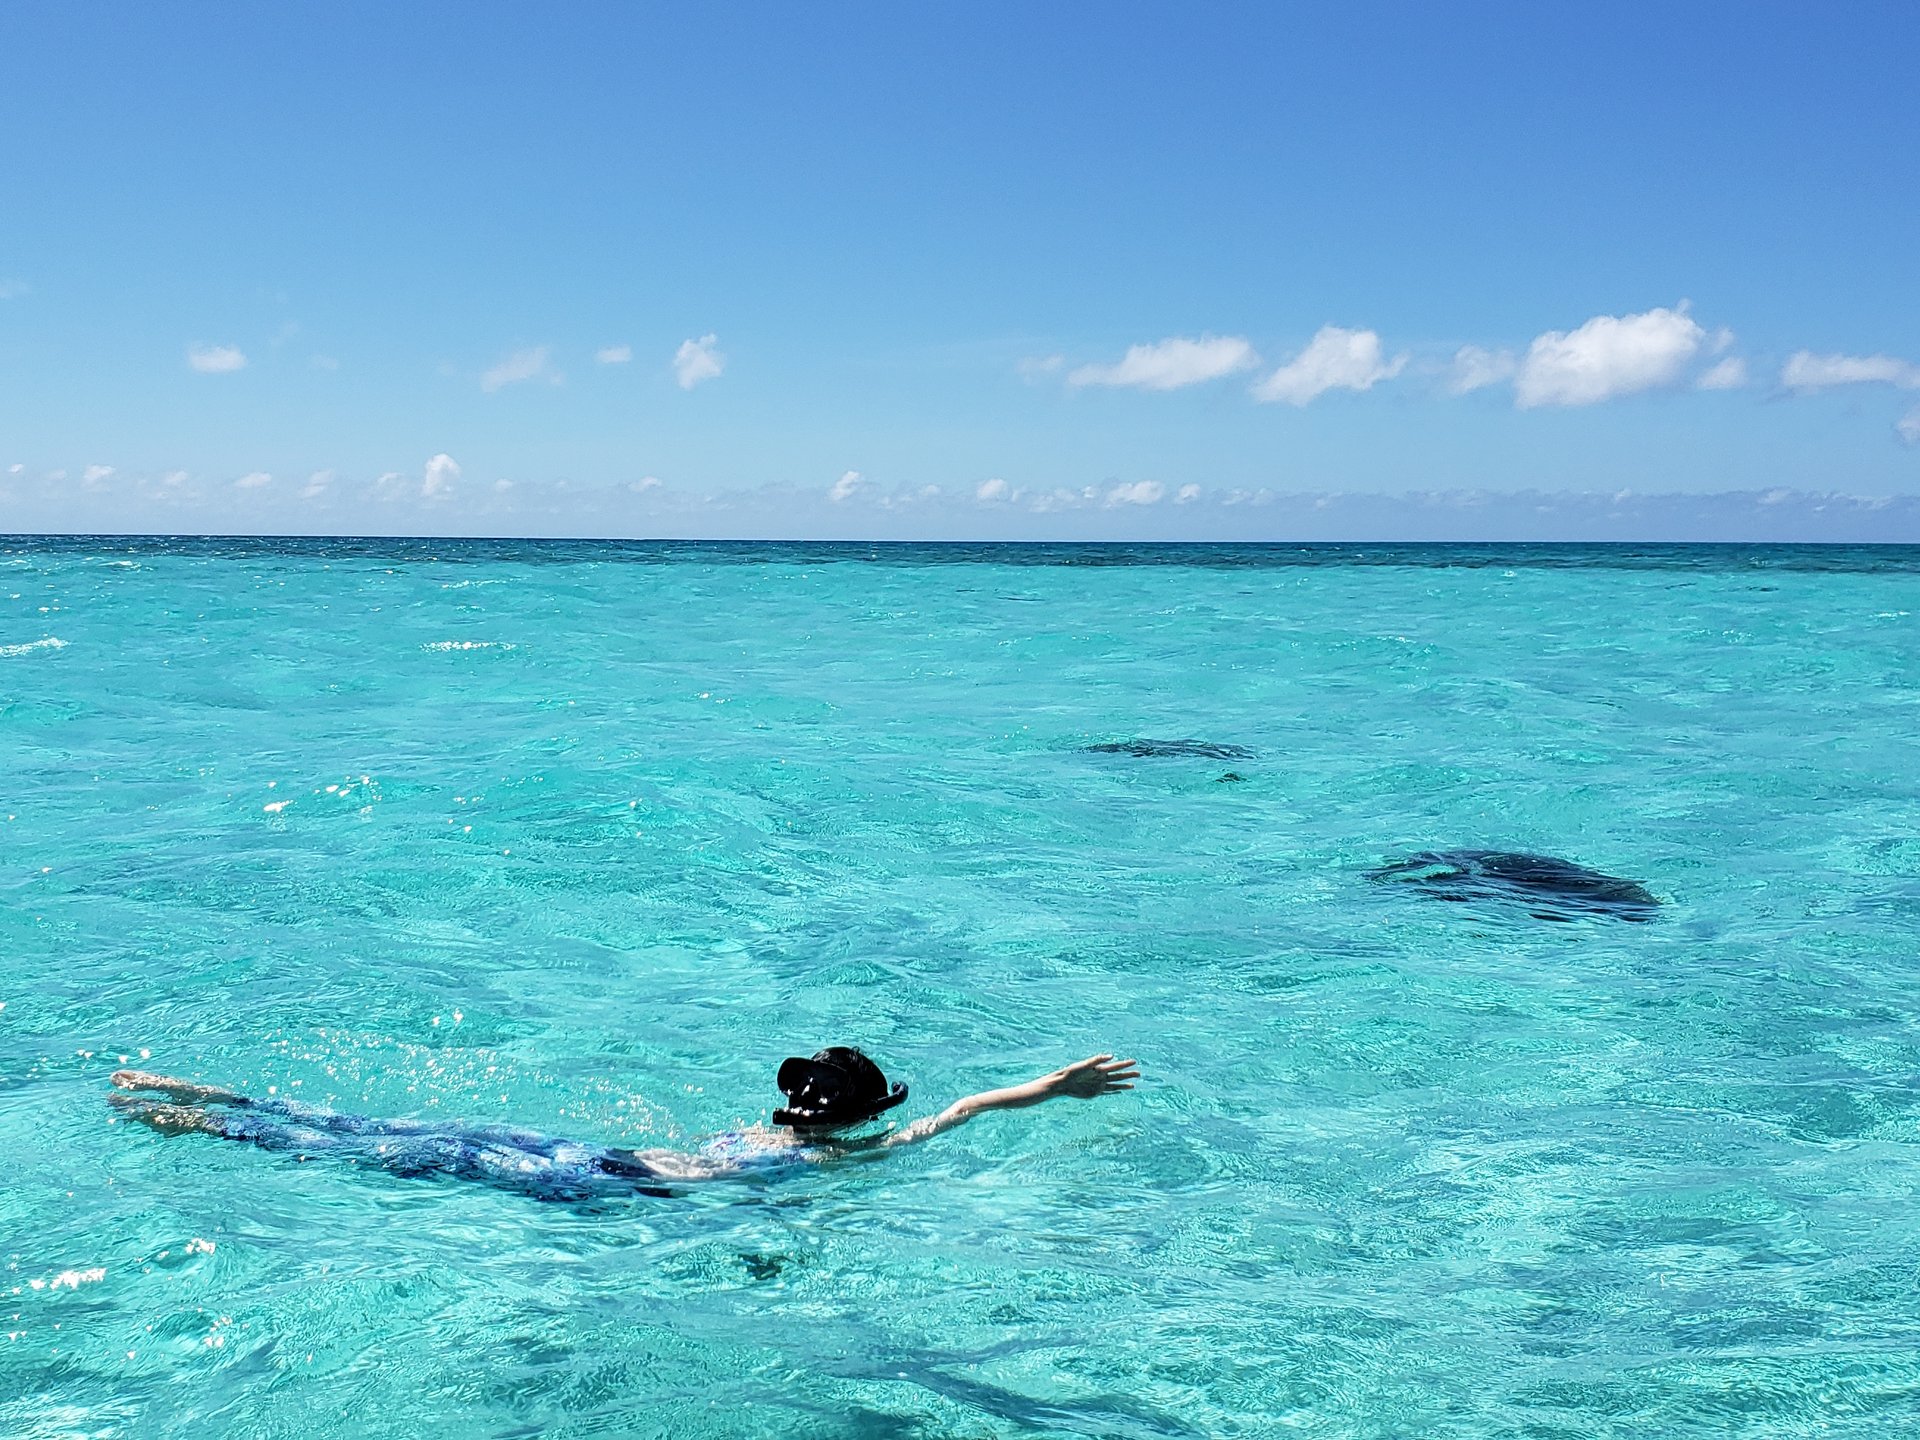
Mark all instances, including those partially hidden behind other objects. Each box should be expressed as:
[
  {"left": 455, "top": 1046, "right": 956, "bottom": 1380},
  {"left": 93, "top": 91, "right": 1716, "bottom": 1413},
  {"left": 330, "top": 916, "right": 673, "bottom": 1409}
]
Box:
[{"left": 773, "top": 1046, "right": 908, "bottom": 1130}]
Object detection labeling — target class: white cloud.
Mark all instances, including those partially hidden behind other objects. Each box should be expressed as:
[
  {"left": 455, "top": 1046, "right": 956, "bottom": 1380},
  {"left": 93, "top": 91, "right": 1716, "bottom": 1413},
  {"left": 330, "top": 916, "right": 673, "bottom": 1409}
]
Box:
[
  {"left": 302, "top": 469, "right": 334, "bottom": 499},
  {"left": 423, "top": 453, "right": 460, "bottom": 499},
  {"left": 1780, "top": 351, "right": 1920, "bottom": 391},
  {"left": 1514, "top": 304, "right": 1704, "bottom": 408},
  {"left": 1031, "top": 486, "right": 1100, "bottom": 513},
  {"left": 1017, "top": 354, "right": 1065, "bottom": 382},
  {"left": 1105, "top": 481, "right": 1165, "bottom": 507},
  {"left": 8, "top": 462, "right": 24, "bottom": 474},
  {"left": 976, "top": 477, "right": 1010, "bottom": 502},
  {"left": 1899, "top": 408, "right": 1920, "bottom": 446},
  {"left": 1697, "top": 356, "right": 1749, "bottom": 390},
  {"left": 1175, "top": 483, "right": 1201, "bottom": 504},
  {"left": 481, "top": 346, "right": 555, "bottom": 392},
  {"left": 1447, "top": 345, "right": 1517, "bottom": 396},
  {"left": 187, "top": 344, "right": 247, "bottom": 374},
  {"left": 623, "top": 476, "right": 662, "bottom": 495},
  {"left": 160, "top": 469, "right": 187, "bottom": 487},
  {"left": 1254, "top": 326, "right": 1406, "bottom": 405},
  {"left": 82, "top": 465, "right": 114, "bottom": 485},
  {"left": 235, "top": 471, "right": 272, "bottom": 489},
  {"left": 596, "top": 344, "right": 632, "bottom": 365},
  {"left": 1069, "top": 335, "right": 1258, "bottom": 392},
  {"left": 828, "top": 469, "right": 863, "bottom": 503},
  {"left": 674, "top": 334, "right": 724, "bottom": 389}
]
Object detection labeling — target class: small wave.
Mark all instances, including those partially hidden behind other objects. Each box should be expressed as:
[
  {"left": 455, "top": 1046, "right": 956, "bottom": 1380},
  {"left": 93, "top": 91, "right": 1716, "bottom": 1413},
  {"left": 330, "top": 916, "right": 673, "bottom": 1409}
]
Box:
[
  {"left": 422, "top": 640, "right": 516, "bottom": 652},
  {"left": 0, "top": 637, "right": 67, "bottom": 657}
]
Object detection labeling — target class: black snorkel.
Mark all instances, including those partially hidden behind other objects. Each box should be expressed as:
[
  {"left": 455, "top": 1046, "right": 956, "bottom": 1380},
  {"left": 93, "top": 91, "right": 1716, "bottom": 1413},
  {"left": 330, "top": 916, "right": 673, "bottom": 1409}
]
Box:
[{"left": 773, "top": 1047, "right": 907, "bottom": 1131}]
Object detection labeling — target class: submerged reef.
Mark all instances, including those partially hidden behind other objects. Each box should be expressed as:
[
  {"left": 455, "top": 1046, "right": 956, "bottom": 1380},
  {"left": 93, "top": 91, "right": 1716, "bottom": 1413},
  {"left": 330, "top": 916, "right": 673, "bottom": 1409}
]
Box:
[
  {"left": 1084, "top": 739, "right": 1257, "bottom": 761},
  {"left": 1368, "top": 849, "right": 1661, "bottom": 922}
]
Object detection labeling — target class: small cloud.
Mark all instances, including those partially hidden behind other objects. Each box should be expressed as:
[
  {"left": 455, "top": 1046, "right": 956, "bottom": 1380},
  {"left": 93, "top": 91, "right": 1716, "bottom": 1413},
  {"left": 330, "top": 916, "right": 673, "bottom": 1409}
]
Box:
[
  {"left": 1031, "top": 485, "right": 1101, "bottom": 513},
  {"left": 1514, "top": 304, "right": 1704, "bottom": 408},
  {"left": 82, "top": 464, "right": 115, "bottom": 486},
  {"left": 311, "top": 354, "right": 340, "bottom": 372},
  {"left": 1105, "top": 481, "right": 1165, "bottom": 507},
  {"left": 0, "top": 280, "right": 27, "bottom": 300},
  {"left": 271, "top": 321, "right": 300, "bottom": 347},
  {"left": 828, "top": 469, "right": 864, "bottom": 503},
  {"left": 1781, "top": 351, "right": 1920, "bottom": 391},
  {"left": 481, "top": 346, "right": 554, "bottom": 392},
  {"left": 625, "top": 475, "right": 662, "bottom": 494},
  {"left": 8, "top": 462, "right": 24, "bottom": 474},
  {"left": 1175, "top": 483, "right": 1201, "bottom": 505},
  {"left": 1697, "top": 356, "right": 1749, "bottom": 390},
  {"left": 423, "top": 453, "right": 460, "bottom": 499},
  {"left": 1447, "top": 345, "right": 1517, "bottom": 396},
  {"left": 235, "top": 471, "right": 272, "bottom": 490},
  {"left": 1017, "top": 354, "right": 1065, "bottom": 382},
  {"left": 1069, "top": 335, "right": 1258, "bottom": 392},
  {"left": 1254, "top": 326, "right": 1406, "bottom": 405},
  {"left": 596, "top": 344, "right": 633, "bottom": 365},
  {"left": 301, "top": 469, "right": 334, "bottom": 499},
  {"left": 494, "top": 478, "right": 514, "bottom": 493},
  {"left": 976, "top": 477, "right": 1010, "bottom": 502},
  {"left": 674, "top": 334, "right": 724, "bottom": 389},
  {"left": 160, "top": 469, "right": 187, "bottom": 487},
  {"left": 1899, "top": 408, "right": 1920, "bottom": 446},
  {"left": 187, "top": 344, "right": 247, "bottom": 374}
]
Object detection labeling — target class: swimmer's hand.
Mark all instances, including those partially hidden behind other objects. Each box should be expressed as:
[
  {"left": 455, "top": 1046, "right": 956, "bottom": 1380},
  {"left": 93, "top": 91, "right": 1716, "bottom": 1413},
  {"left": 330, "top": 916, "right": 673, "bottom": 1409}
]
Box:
[
  {"left": 1030, "top": 1054, "right": 1140, "bottom": 1102},
  {"left": 885, "top": 1054, "right": 1140, "bottom": 1146}
]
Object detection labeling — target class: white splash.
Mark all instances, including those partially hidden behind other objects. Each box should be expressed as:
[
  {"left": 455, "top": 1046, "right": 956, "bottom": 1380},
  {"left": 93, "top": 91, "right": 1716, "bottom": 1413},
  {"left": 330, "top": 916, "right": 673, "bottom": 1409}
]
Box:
[
  {"left": 0, "top": 637, "right": 67, "bottom": 657},
  {"left": 30, "top": 1266, "right": 106, "bottom": 1291}
]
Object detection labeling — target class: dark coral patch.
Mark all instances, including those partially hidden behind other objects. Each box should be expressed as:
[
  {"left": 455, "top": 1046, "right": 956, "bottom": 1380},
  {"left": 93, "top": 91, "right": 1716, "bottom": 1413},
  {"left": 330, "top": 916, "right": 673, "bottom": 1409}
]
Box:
[
  {"left": 1085, "top": 739, "right": 1256, "bottom": 761},
  {"left": 1368, "top": 850, "right": 1660, "bottom": 922}
]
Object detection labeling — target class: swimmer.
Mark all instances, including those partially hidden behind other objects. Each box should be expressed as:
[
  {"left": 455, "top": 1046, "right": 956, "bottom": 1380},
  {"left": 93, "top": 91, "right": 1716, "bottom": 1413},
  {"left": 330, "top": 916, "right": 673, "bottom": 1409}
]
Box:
[{"left": 108, "top": 1048, "right": 1140, "bottom": 1203}]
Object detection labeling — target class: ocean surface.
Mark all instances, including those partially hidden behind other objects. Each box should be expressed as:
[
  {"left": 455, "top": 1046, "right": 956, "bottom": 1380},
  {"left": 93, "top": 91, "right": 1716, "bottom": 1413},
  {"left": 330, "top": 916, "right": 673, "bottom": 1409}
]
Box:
[{"left": 4, "top": 537, "right": 1919, "bottom": 1439}]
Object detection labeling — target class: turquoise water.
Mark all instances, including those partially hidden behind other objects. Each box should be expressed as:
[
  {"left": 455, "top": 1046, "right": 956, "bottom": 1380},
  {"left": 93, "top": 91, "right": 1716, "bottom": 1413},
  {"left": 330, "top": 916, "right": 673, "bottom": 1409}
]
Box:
[{"left": 5, "top": 538, "right": 1920, "bottom": 1438}]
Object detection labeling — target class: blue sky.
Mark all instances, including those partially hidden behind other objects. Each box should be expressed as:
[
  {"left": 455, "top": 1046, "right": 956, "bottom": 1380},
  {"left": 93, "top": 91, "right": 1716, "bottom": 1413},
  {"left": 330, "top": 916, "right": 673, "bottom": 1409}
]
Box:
[{"left": 2, "top": 2, "right": 1917, "bottom": 539}]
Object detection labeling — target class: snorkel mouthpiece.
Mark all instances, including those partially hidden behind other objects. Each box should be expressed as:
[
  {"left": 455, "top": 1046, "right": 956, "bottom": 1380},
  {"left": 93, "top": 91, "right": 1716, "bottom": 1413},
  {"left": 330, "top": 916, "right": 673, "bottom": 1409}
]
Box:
[{"left": 773, "top": 1046, "right": 907, "bottom": 1129}]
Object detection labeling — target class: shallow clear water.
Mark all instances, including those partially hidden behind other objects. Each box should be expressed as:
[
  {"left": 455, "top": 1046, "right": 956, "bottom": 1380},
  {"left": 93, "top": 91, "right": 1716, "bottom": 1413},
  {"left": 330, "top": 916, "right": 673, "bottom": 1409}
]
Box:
[{"left": 4, "top": 538, "right": 1919, "bottom": 1438}]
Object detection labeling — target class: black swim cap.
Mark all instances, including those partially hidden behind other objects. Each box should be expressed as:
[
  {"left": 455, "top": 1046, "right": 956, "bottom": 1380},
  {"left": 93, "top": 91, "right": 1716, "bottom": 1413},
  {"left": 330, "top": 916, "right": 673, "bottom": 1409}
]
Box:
[{"left": 773, "top": 1046, "right": 907, "bottom": 1129}]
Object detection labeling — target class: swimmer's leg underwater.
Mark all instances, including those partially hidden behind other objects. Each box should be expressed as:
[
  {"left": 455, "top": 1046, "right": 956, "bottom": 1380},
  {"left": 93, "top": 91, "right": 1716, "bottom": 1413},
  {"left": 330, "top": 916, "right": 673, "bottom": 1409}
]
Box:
[{"left": 110, "top": 1071, "right": 677, "bottom": 1201}]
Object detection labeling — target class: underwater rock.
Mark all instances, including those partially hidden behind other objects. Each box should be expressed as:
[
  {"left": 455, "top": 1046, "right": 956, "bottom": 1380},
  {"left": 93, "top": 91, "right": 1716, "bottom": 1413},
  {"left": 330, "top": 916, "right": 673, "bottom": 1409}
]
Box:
[
  {"left": 1084, "top": 739, "right": 1256, "bottom": 761},
  {"left": 1367, "top": 849, "right": 1660, "bottom": 921},
  {"left": 1215, "top": 772, "right": 1245, "bottom": 784}
]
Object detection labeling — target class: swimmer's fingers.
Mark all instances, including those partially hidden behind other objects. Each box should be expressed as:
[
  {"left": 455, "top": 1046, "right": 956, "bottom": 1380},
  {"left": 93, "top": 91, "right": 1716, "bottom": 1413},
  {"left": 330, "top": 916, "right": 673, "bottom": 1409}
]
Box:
[{"left": 1092, "top": 1057, "right": 1140, "bottom": 1089}]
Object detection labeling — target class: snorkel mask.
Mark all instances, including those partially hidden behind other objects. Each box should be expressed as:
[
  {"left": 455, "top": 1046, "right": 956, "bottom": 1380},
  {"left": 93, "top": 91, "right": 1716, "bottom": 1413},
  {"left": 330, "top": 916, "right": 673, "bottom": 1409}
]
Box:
[{"left": 773, "top": 1046, "right": 908, "bottom": 1129}]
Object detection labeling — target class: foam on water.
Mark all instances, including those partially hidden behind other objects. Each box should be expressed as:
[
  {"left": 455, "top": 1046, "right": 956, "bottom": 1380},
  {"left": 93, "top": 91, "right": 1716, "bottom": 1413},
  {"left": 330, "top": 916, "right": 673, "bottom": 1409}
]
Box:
[{"left": 4, "top": 539, "right": 1920, "bottom": 1437}]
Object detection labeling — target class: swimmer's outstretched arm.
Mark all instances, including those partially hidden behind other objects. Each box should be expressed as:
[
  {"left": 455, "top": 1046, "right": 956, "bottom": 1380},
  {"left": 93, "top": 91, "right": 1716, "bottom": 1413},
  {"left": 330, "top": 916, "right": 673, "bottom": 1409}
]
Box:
[
  {"left": 885, "top": 1054, "right": 1138, "bottom": 1147},
  {"left": 110, "top": 1070, "right": 250, "bottom": 1106}
]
